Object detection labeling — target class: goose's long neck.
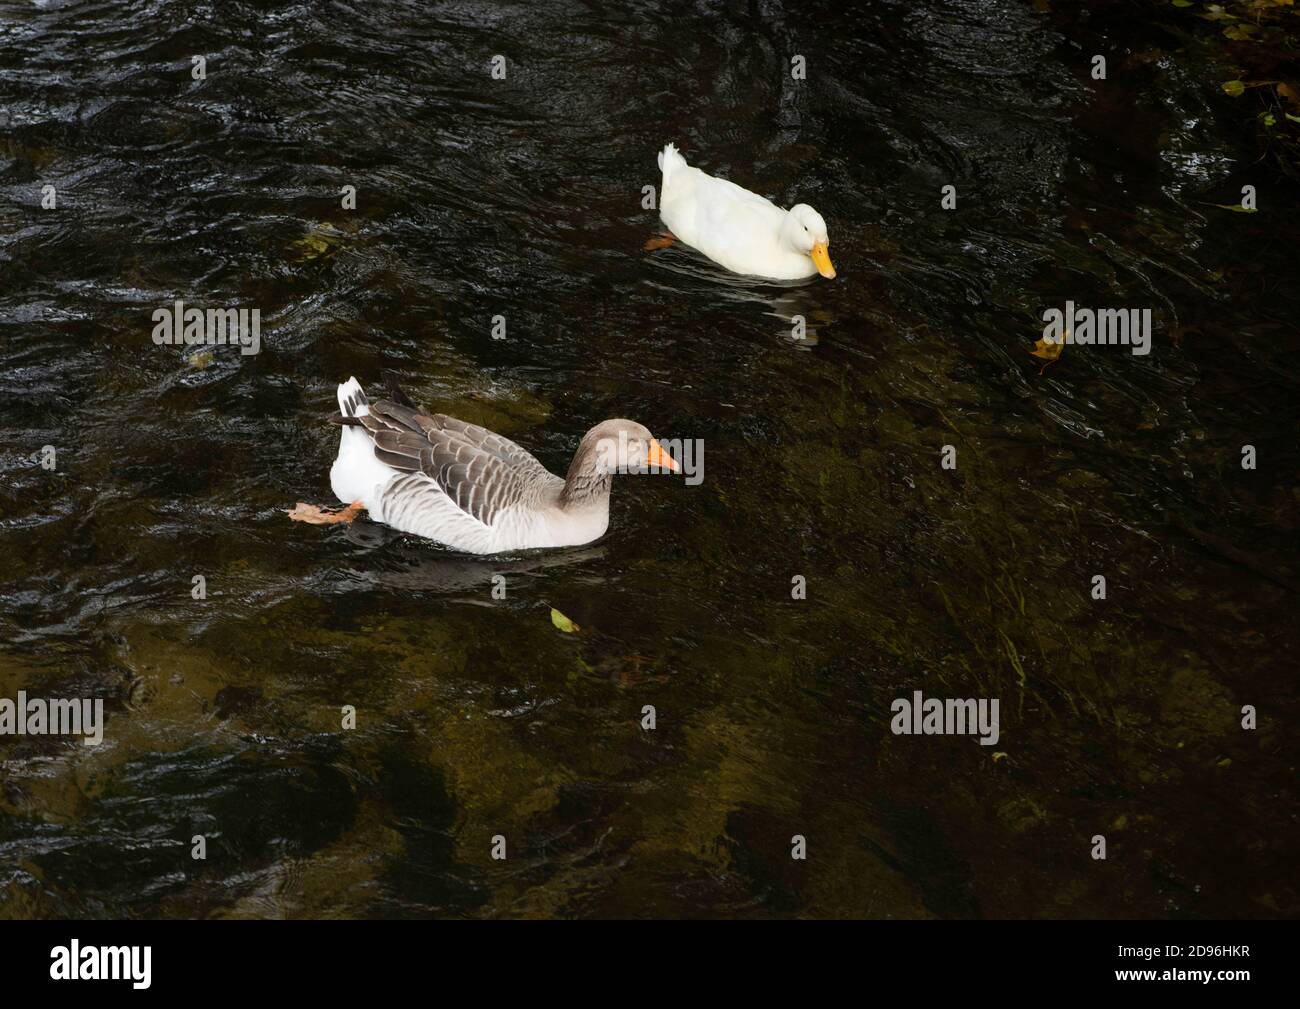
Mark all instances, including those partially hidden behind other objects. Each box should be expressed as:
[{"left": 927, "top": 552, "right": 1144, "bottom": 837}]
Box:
[{"left": 559, "top": 438, "right": 612, "bottom": 510}]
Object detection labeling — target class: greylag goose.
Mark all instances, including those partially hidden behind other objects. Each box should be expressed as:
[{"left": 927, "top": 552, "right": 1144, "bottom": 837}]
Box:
[
  {"left": 287, "top": 378, "right": 679, "bottom": 554},
  {"left": 654, "top": 143, "right": 836, "bottom": 280}
]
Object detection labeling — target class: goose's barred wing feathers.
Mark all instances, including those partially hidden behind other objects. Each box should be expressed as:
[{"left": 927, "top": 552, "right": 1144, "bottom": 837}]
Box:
[{"left": 339, "top": 397, "right": 560, "bottom": 527}]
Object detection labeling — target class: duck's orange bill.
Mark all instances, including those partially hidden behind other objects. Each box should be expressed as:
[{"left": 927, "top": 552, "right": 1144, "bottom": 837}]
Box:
[
  {"left": 647, "top": 440, "right": 679, "bottom": 472},
  {"left": 811, "top": 241, "right": 836, "bottom": 279}
]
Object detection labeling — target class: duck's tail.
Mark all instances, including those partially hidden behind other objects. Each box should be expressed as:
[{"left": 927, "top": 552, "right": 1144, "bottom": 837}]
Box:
[{"left": 658, "top": 142, "right": 687, "bottom": 190}]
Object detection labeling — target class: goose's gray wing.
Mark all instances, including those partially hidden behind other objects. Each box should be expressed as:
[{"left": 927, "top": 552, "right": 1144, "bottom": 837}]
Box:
[{"left": 356, "top": 400, "right": 561, "bottom": 527}]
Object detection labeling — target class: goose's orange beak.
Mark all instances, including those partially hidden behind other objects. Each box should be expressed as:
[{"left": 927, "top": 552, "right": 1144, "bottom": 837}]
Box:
[
  {"left": 647, "top": 440, "right": 679, "bottom": 473},
  {"left": 811, "top": 241, "right": 836, "bottom": 279}
]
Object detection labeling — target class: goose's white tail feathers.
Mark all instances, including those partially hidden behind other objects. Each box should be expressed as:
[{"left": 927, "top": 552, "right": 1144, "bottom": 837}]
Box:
[
  {"left": 658, "top": 142, "right": 687, "bottom": 189},
  {"left": 330, "top": 377, "right": 392, "bottom": 506},
  {"left": 337, "top": 375, "right": 369, "bottom": 418}
]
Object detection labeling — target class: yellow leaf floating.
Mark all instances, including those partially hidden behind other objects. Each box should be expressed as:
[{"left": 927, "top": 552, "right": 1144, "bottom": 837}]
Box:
[
  {"left": 1222, "top": 80, "right": 1246, "bottom": 97},
  {"left": 1031, "top": 336, "right": 1064, "bottom": 361},
  {"left": 550, "top": 607, "right": 579, "bottom": 633},
  {"left": 1030, "top": 328, "right": 1066, "bottom": 373},
  {"left": 289, "top": 225, "right": 343, "bottom": 263}
]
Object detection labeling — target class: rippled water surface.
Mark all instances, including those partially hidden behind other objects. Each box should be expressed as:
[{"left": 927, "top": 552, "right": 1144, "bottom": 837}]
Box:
[{"left": 2, "top": 0, "right": 1297, "bottom": 918}]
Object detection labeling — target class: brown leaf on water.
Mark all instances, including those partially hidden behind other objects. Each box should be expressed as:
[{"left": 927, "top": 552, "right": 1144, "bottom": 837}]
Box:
[{"left": 1030, "top": 334, "right": 1064, "bottom": 374}]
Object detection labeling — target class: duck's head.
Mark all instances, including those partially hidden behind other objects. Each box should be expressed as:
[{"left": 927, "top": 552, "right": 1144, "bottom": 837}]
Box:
[
  {"left": 584, "top": 419, "right": 679, "bottom": 476},
  {"left": 784, "top": 204, "right": 836, "bottom": 279}
]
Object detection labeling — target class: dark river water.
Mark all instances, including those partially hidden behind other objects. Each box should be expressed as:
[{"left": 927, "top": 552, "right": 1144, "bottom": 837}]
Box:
[{"left": 1, "top": 0, "right": 1297, "bottom": 919}]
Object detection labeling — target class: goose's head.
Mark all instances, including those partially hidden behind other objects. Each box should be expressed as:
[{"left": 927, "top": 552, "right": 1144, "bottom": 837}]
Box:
[
  {"left": 784, "top": 204, "right": 836, "bottom": 279},
  {"left": 583, "top": 419, "right": 679, "bottom": 476}
]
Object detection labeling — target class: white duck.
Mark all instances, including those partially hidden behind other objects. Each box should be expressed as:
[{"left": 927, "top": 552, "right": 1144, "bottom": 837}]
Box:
[
  {"left": 655, "top": 143, "right": 836, "bottom": 281},
  {"left": 287, "top": 378, "right": 679, "bottom": 554}
]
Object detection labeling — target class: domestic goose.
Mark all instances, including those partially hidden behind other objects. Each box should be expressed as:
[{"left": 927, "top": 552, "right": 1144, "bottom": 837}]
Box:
[
  {"left": 655, "top": 143, "right": 835, "bottom": 281},
  {"left": 287, "top": 378, "right": 679, "bottom": 554}
]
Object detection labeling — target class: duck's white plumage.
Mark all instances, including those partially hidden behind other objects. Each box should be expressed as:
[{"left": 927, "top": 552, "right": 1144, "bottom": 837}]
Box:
[
  {"left": 657, "top": 143, "right": 835, "bottom": 281},
  {"left": 321, "top": 379, "right": 673, "bottom": 554}
]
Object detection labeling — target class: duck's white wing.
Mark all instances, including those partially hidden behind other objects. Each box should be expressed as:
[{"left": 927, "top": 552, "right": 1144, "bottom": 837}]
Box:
[
  {"left": 696, "top": 169, "right": 784, "bottom": 214},
  {"left": 698, "top": 180, "right": 784, "bottom": 240},
  {"left": 679, "top": 173, "right": 787, "bottom": 274},
  {"left": 668, "top": 166, "right": 781, "bottom": 237}
]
